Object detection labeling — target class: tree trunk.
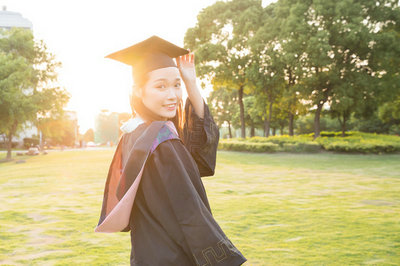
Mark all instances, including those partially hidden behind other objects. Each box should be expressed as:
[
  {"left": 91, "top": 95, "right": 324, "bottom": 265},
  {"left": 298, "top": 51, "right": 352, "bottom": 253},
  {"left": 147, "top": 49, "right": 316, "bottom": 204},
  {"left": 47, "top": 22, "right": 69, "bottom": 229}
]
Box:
[
  {"left": 272, "top": 127, "right": 276, "bottom": 136},
  {"left": 264, "top": 101, "right": 273, "bottom": 138},
  {"left": 227, "top": 121, "right": 232, "bottom": 139},
  {"left": 287, "top": 67, "right": 295, "bottom": 137},
  {"left": 288, "top": 113, "right": 294, "bottom": 136},
  {"left": 238, "top": 86, "right": 246, "bottom": 138},
  {"left": 39, "top": 130, "right": 43, "bottom": 151},
  {"left": 341, "top": 112, "right": 348, "bottom": 137},
  {"left": 314, "top": 103, "right": 323, "bottom": 140},
  {"left": 6, "top": 121, "right": 18, "bottom": 160},
  {"left": 250, "top": 125, "right": 255, "bottom": 137},
  {"left": 264, "top": 118, "right": 268, "bottom": 137},
  {"left": 6, "top": 132, "right": 12, "bottom": 160},
  {"left": 280, "top": 125, "right": 284, "bottom": 135}
]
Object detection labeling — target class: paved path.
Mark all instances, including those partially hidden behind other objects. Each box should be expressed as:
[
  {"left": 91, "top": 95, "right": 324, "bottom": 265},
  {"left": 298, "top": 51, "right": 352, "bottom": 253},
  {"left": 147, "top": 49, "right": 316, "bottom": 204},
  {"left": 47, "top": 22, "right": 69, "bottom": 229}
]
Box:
[{"left": 0, "top": 146, "right": 116, "bottom": 153}]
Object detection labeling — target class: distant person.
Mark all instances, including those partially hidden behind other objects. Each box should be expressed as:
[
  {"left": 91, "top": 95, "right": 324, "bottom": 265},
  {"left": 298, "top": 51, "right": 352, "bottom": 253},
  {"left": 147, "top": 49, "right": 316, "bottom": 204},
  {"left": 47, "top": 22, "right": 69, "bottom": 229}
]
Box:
[{"left": 94, "top": 36, "right": 246, "bottom": 265}]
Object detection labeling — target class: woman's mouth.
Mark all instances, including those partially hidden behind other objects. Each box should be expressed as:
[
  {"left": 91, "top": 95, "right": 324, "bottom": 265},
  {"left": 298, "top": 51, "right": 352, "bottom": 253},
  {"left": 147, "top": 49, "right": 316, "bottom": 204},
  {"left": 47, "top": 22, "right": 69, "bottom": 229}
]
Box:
[{"left": 164, "top": 103, "right": 176, "bottom": 110}]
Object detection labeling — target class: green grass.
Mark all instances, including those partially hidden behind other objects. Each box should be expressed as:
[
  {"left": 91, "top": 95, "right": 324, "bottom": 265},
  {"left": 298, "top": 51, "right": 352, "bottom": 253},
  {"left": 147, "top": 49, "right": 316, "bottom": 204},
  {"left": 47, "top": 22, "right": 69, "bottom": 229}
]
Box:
[{"left": 1, "top": 149, "right": 399, "bottom": 265}]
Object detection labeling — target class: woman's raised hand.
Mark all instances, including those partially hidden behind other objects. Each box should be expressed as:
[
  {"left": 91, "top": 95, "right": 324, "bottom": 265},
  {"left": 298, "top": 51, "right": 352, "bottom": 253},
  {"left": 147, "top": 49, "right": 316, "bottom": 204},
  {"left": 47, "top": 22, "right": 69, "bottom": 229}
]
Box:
[
  {"left": 176, "top": 49, "right": 197, "bottom": 86},
  {"left": 176, "top": 49, "right": 204, "bottom": 118}
]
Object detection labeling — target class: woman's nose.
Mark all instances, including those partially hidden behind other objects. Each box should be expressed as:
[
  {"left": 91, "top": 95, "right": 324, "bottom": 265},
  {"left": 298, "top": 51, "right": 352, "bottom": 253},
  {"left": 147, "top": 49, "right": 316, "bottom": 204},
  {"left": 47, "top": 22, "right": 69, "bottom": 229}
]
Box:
[{"left": 167, "top": 87, "right": 178, "bottom": 99}]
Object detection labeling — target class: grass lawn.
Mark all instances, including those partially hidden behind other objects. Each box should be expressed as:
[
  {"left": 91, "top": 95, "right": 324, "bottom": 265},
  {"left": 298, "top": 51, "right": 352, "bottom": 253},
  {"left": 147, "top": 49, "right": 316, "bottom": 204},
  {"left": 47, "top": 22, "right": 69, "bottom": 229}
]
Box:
[{"left": 0, "top": 149, "right": 399, "bottom": 265}]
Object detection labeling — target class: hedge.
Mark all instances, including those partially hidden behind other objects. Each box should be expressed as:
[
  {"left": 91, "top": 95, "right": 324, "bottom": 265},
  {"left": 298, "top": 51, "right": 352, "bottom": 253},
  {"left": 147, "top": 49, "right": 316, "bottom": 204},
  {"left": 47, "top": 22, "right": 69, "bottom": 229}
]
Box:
[
  {"left": 219, "top": 132, "right": 400, "bottom": 154},
  {"left": 282, "top": 142, "right": 322, "bottom": 153},
  {"left": 218, "top": 141, "right": 279, "bottom": 152}
]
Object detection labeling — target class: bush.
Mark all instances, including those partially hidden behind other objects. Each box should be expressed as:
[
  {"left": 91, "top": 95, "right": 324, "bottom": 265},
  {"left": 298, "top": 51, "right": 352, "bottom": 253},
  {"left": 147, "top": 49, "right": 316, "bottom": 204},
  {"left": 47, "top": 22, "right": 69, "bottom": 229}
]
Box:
[
  {"left": 23, "top": 137, "right": 39, "bottom": 149},
  {"left": 218, "top": 141, "right": 279, "bottom": 152},
  {"left": 296, "top": 142, "right": 322, "bottom": 153},
  {"left": 248, "top": 135, "right": 312, "bottom": 146},
  {"left": 295, "top": 114, "right": 344, "bottom": 134},
  {"left": 306, "top": 131, "right": 358, "bottom": 137},
  {"left": 0, "top": 141, "right": 19, "bottom": 149},
  {"left": 314, "top": 133, "right": 400, "bottom": 154},
  {"left": 218, "top": 131, "right": 400, "bottom": 154}
]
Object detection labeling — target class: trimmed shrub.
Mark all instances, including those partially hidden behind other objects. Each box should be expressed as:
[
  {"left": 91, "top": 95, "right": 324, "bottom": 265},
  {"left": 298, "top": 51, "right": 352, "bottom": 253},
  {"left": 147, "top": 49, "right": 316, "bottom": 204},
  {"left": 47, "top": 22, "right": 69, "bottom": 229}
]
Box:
[
  {"left": 277, "top": 142, "right": 321, "bottom": 153},
  {"left": 296, "top": 142, "right": 322, "bottom": 153},
  {"left": 248, "top": 135, "right": 312, "bottom": 146},
  {"left": 218, "top": 141, "right": 279, "bottom": 153},
  {"left": 322, "top": 140, "right": 400, "bottom": 154},
  {"left": 219, "top": 131, "right": 400, "bottom": 154},
  {"left": 306, "top": 131, "right": 358, "bottom": 137},
  {"left": 314, "top": 133, "right": 400, "bottom": 154},
  {"left": 280, "top": 143, "right": 300, "bottom": 152}
]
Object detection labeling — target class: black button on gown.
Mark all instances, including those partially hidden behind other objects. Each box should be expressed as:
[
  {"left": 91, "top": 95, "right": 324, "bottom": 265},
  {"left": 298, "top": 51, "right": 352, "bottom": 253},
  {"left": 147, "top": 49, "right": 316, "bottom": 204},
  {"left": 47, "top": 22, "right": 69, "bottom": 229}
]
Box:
[{"left": 119, "top": 98, "right": 247, "bottom": 266}]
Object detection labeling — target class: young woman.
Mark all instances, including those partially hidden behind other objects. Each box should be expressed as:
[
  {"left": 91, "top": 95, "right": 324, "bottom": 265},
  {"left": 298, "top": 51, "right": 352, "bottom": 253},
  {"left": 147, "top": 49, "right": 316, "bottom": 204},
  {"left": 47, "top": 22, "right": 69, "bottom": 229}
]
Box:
[{"left": 95, "top": 36, "right": 247, "bottom": 266}]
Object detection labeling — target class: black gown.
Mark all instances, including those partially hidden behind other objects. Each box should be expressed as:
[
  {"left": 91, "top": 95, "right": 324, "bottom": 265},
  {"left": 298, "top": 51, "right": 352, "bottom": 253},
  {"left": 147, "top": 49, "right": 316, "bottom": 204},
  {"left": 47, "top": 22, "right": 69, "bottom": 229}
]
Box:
[{"left": 119, "top": 98, "right": 247, "bottom": 266}]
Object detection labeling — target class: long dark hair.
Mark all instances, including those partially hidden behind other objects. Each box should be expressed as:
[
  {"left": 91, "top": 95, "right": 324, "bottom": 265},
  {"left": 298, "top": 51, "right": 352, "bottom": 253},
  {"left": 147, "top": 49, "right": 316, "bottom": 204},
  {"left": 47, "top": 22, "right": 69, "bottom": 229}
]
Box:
[{"left": 129, "top": 71, "right": 185, "bottom": 139}]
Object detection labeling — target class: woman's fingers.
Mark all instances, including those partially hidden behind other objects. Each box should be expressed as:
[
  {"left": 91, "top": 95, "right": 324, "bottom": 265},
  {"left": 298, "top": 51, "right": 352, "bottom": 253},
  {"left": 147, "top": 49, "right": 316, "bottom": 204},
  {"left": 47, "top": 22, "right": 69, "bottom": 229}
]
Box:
[{"left": 177, "top": 52, "right": 194, "bottom": 66}]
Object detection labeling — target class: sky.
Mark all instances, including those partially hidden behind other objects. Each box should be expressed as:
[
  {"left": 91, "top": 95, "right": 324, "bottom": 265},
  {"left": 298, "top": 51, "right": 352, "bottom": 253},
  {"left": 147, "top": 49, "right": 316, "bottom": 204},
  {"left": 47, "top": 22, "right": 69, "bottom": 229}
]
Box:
[{"left": 1, "top": 0, "right": 273, "bottom": 134}]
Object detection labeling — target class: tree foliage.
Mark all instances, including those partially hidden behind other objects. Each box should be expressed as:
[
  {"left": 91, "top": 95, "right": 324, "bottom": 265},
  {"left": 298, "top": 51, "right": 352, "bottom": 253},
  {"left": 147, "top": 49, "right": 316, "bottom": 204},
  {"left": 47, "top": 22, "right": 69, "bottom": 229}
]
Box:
[
  {"left": 185, "top": 0, "right": 264, "bottom": 138},
  {"left": 188, "top": 0, "right": 400, "bottom": 138},
  {"left": 0, "top": 28, "right": 70, "bottom": 159}
]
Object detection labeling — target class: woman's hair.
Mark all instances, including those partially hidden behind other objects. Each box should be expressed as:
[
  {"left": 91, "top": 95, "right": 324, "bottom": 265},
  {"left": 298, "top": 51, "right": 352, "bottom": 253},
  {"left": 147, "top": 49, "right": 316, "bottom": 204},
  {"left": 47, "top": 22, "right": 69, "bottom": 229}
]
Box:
[{"left": 130, "top": 71, "right": 185, "bottom": 138}]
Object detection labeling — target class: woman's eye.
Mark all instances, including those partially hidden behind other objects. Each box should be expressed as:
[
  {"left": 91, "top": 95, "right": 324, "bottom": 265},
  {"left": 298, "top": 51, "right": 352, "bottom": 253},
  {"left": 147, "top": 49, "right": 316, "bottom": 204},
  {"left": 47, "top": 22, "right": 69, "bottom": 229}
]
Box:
[
  {"left": 175, "top": 83, "right": 181, "bottom": 88},
  {"left": 156, "top": 84, "right": 166, "bottom": 89}
]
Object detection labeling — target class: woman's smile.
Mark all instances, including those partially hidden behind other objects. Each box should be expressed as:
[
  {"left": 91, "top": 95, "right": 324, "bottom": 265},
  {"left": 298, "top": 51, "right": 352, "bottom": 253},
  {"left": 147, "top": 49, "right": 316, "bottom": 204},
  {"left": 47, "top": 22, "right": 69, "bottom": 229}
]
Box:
[{"left": 164, "top": 103, "right": 176, "bottom": 110}]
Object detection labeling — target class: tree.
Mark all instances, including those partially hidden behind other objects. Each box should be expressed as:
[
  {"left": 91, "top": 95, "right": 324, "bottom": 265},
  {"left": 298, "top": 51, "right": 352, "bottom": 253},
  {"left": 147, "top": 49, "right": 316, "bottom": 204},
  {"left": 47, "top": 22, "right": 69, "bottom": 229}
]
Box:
[
  {"left": 207, "top": 87, "right": 238, "bottom": 138},
  {"left": 274, "top": 0, "right": 400, "bottom": 138},
  {"left": 38, "top": 114, "right": 77, "bottom": 147},
  {"left": 0, "top": 28, "right": 69, "bottom": 160},
  {"left": 94, "top": 110, "right": 119, "bottom": 144},
  {"left": 185, "top": 0, "right": 264, "bottom": 138},
  {"left": 83, "top": 128, "right": 95, "bottom": 142},
  {"left": 243, "top": 95, "right": 264, "bottom": 137},
  {"left": 378, "top": 95, "right": 400, "bottom": 134},
  {"left": 247, "top": 42, "right": 286, "bottom": 137},
  {"left": 246, "top": 1, "right": 309, "bottom": 137}
]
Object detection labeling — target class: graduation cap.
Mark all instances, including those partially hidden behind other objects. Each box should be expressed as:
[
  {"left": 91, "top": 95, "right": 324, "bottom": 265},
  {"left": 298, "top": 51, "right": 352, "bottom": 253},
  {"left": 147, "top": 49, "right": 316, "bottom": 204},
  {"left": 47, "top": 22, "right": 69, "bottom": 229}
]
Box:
[{"left": 105, "top": 35, "right": 189, "bottom": 81}]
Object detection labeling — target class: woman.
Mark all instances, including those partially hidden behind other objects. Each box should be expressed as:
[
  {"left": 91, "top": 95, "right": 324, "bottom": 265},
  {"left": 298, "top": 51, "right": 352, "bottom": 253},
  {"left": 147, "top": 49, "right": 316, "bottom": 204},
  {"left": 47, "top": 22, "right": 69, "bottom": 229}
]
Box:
[{"left": 95, "top": 35, "right": 247, "bottom": 266}]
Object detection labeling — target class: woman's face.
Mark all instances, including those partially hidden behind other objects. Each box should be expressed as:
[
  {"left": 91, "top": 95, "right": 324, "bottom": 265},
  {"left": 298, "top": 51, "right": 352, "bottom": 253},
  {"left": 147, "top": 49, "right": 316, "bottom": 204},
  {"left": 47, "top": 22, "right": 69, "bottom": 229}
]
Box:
[{"left": 138, "top": 67, "right": 182, "bottom": 120}]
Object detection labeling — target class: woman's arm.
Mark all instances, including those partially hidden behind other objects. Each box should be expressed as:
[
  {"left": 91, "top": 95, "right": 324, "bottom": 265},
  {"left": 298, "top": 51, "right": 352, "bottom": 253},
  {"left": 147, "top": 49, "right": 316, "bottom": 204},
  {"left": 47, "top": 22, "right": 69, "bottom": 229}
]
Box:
[
  {"left": 182, "top": 97, "right": 219, "bottom": 177},
  {"left": 176, "top": 51, "right": 204, "bottom": 119},
  {"left": 185, "top": 80, "right": 204, "bottom": 119},
  {"left": 177, "top": 51, "right": 219, "bottom": 177}
]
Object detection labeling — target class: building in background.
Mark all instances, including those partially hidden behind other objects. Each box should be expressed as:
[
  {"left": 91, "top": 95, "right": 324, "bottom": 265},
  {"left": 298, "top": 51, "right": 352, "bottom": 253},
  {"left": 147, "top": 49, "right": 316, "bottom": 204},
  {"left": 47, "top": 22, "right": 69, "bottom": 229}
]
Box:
[{"left": 0, "top": 6, "right": 32, "bottom": 30}]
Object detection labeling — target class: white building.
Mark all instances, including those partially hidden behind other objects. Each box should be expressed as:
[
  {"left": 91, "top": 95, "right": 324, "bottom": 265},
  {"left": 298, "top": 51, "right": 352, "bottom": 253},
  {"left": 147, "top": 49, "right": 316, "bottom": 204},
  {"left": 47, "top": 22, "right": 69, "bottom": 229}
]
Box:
[{"left": 0, "top": 6, "right": 32, "bottom": 30}]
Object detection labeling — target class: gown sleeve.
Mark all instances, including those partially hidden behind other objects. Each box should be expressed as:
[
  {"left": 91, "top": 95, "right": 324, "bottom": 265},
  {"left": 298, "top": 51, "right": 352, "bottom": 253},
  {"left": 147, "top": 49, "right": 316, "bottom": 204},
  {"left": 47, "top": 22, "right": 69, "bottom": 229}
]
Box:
[
  {"left": 140, "top": 138, "right": 247, "bottom": 266},
  {"left": 182, "top": 97, "right": 220, "bottom": 177}
]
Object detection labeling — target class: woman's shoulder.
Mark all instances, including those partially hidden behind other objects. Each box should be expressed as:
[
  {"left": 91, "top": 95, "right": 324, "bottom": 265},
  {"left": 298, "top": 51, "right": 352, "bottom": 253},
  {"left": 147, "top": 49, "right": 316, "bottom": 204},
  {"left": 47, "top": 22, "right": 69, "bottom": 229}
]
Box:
[
  {"left": 149, "top": 136, "right": 200, "bottom": 180},
  {"left": 150, "top": 121, "right": 182, "bottom": 153}
]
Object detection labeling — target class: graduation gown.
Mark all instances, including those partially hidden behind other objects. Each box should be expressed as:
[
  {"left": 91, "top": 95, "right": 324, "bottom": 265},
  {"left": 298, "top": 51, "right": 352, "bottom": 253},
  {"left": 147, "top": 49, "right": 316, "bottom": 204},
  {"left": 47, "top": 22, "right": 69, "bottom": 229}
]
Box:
[{"left": 95, "top": 98, "right": 247, "bottom": 266}]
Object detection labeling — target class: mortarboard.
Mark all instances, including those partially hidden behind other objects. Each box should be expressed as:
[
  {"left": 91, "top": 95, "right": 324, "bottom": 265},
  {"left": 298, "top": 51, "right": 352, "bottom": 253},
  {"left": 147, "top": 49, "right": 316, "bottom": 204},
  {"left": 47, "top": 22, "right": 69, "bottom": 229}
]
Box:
[{"left": 105, "top": 35, "right": 189, "bottom": 81}]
